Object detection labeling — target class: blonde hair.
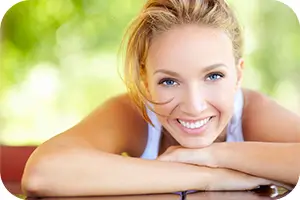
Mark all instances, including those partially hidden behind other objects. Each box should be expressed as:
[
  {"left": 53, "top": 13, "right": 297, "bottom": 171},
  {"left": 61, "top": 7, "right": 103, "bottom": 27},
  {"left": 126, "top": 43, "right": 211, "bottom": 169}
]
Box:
[{"left": 121, "top": 0, "right": 243, "bottom": 125}]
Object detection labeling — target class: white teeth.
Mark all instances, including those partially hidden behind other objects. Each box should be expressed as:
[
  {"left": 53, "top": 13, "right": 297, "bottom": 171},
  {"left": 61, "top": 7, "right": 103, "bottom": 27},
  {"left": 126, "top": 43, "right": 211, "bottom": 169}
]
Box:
[{"left": 178, "top": 117, "right": 210, "bottom": 129}]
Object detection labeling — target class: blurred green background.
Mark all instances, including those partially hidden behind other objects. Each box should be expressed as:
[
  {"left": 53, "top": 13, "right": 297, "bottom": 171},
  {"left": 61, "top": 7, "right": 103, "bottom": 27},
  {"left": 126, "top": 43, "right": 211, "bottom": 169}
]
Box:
[{"left": 0, "top": 0, "right": 299, "bottom": 145}]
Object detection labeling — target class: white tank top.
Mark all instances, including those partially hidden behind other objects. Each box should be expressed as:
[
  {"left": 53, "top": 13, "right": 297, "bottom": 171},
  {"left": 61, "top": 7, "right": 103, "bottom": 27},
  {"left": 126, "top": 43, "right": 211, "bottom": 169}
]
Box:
[{"left": 140, "top": 89, "right": 245, "bottom": 160}]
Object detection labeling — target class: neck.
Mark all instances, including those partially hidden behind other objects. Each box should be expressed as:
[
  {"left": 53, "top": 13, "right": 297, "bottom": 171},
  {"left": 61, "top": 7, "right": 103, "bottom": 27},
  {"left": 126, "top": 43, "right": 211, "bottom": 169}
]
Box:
[{"left": 158, "top": 127, "right": 179, "bottom": 156}]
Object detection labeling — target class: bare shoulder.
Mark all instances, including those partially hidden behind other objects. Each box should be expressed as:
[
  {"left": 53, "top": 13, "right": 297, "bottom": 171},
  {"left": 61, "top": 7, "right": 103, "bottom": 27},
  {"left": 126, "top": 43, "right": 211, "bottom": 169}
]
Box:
[
  {"left": 241, "top": 88, "right": 300, "bottom": 142},
  {"left": 40, "top": 93, "right": 148, "bottom": 157}
]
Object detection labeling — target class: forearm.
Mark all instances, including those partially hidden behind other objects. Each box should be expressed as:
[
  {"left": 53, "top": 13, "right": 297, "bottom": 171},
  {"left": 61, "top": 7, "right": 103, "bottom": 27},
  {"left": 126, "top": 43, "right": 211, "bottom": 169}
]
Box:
[
  {"left": 22, "top": 148, "right": 211, "bottom": 197},
  {"left": 216, "top": 142, "right": 300, "bottom": 185}
]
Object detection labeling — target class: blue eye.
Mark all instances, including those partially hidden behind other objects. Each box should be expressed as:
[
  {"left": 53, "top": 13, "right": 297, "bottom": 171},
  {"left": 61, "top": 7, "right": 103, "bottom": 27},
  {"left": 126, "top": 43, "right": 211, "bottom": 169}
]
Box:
[
  {"left": 159, "top": 79, "right": 178, "bottom": 86},
  {"left": 206, "top": 73, "right": 224, "bottom": 81}
]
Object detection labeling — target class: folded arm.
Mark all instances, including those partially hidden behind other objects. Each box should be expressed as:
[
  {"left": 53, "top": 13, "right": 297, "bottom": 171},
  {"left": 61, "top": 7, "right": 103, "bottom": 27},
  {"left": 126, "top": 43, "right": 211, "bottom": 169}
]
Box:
[
  {"left": 158, "top": 89, "right": 300, "bottom": 186},
  {"left": 22, "top": 93, "right": 272, "bottom": 197}
]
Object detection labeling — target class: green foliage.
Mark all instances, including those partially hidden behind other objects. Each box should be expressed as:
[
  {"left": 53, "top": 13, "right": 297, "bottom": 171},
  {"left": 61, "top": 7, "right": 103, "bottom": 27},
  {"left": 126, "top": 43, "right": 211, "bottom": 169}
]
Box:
[{"left": 0, "top": 0, "right": 299, "bottom": 145}]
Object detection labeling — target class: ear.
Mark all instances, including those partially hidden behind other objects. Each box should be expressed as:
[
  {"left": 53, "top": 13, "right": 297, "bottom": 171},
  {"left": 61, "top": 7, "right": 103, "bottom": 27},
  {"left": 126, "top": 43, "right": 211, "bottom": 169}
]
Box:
[{"left": 236, "top": 58, "right": 244, "bottom": 89}]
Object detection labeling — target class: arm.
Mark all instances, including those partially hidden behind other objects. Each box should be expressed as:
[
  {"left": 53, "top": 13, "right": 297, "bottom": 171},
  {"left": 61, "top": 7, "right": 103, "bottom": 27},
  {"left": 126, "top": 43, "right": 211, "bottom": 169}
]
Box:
[
  {"left": 21, "top": 93, "right": 149, "bottom": 196},
  {"left": 215, "top": 142, "right": 299, "bottom": 185},
  {"left": 22, "top": 93, "right": 271, "bottom": 197},
  {"left": 23, "top": 147, "right": 274, "bottom": 197},
  {"left": 23, "top": 146, "right": 209, "bottom": 197},
  {"left": 216, "top": 89, "right": 300, "bottom": 185},
  {"left": 157, "top": 89, "right": 300, "bottom": 186},
  {"left": 28, "top": 193, "right": 181, "bottom": 200}
]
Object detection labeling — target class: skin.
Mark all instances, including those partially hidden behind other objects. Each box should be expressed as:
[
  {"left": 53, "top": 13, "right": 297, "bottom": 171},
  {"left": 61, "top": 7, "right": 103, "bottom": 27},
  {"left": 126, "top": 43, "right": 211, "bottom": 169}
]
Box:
[
  {"left": 145, "top": 24, "right": 243, "bottom": 149},
  {"left": 21, "top": 24, "right": 299, "bottom": 197},
  {"left": 149, "top": 25, "right": 300, "bottom": 185}
]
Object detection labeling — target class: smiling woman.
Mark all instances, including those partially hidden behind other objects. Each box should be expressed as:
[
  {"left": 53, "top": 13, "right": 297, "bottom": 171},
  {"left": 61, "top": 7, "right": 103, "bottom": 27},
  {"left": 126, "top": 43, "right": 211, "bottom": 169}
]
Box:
[{"left": 21, "top": 0, "right": 300, "bottom": 198}]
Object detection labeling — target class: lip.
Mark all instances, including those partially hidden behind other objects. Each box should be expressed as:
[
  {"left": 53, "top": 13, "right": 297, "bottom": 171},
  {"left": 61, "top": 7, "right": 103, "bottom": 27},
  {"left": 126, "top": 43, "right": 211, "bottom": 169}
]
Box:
[
  {"left": 177, "top": 117, "right": 211, "bottom": 123},
  {"left": 175, "top": 117, "right": 213, "bottom": 135}
]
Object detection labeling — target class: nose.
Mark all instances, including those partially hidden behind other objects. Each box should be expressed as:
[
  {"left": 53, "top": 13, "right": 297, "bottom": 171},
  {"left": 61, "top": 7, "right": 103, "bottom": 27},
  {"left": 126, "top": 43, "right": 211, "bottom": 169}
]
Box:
[{"left": 180, "top": 85, "right": 207, "bottom": 116}]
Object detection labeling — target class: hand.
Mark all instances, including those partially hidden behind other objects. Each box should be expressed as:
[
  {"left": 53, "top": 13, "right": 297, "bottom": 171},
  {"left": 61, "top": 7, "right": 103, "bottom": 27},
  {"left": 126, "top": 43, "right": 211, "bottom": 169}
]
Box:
[
  {"left": 157, "top": 145, "right": 294, "bottom": 191},
  {"left": 157, "top": 145, "right": 219, "bottom": 167},
  {"left": 187, "top": 190, "right": 281, "bottom": 200},
  {"left": 204, "top": 168, "right": 292, "bottom": 192},
  {"left": 206, "top": 168, "right": 274, "bottom": 191}
]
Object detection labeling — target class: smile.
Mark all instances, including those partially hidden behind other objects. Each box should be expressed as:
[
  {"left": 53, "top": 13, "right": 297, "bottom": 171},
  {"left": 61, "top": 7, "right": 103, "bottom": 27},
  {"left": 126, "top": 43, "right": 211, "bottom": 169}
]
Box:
[{"left": 177, "top": 117, "right": 212, "bottom": 129}]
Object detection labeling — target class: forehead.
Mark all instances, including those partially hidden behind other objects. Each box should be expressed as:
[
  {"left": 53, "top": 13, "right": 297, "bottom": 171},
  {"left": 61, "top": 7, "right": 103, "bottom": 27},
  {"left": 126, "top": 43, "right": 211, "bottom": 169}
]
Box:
[{"left": 146, "top": 24, "right": 235, "bottom": 71}]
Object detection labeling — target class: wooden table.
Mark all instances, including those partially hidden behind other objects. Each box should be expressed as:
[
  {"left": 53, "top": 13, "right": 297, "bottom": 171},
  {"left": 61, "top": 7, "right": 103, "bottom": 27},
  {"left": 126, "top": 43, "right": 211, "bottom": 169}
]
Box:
[
  {"left": 24, "top": 191, "right": 290, "bottom": 200},
  {"left": 5, "top": 182, "right": 289, "bottom": 200}
]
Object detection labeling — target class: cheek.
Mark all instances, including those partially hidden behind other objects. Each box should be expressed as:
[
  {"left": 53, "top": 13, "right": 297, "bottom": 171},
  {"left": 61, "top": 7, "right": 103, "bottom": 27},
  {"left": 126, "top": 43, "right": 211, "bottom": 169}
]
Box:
[
  {"left": 153, "top": 106, "right": 171, "bottom": 121},
  {"left": 151, "top": 89, "right": 170, "bottom": 102},
  {"left": 205, "top": 79, "right": 237, "bottom": 114},
  {"left": 213, "top": 94, "right": 235, "bottom": 116},
  {"left": 148, "top": 81, "right": 176, "bottom": 104},
  {"left": 152, "top": 100, "right": 177, "bottom": 118},
  {"left": 147, "top": 82, "right": 177, "bottom": 117}
]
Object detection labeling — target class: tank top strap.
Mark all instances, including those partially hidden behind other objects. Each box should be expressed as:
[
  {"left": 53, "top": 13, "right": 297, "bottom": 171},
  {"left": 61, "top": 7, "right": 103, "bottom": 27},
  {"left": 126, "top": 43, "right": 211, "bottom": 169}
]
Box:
[
  {"left": 226, "top": 89, "right": 245, "bottom": 142},
  {"left": 140, "top": 106, "right": 162, "bottom": 159}
]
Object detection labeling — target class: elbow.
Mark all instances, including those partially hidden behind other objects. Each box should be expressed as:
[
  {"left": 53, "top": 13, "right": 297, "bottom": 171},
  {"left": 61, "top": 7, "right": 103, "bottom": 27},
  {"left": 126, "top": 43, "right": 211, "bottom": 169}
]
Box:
[
  {"left": 21, "top": 162, "right": 49, "bottom": 197},
  {"left": 21, "top": 175, "right": 43, "bottom": 197},
  {"left": 290, "top": 175, "right": 299, "bottom": 187}
]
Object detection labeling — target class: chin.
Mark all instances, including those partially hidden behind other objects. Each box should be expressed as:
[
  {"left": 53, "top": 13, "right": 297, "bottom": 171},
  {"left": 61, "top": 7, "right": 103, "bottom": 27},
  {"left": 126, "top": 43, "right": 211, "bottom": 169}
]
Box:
[
  {"left": 178, "top": 137, "right": 214, "bottom": 149},
  {"left": 165, "top": 118, "right": 221, "bottom": 148}
]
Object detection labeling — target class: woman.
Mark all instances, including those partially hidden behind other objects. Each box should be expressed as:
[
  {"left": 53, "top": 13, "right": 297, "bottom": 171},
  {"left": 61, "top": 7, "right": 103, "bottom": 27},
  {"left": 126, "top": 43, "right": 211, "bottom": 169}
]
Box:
[{"left": 22, "top": 0, "right": 300, "bottom": 197}]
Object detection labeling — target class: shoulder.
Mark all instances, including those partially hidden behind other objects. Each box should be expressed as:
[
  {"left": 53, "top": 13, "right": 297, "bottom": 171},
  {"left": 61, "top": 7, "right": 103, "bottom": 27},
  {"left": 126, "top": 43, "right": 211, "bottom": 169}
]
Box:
[
  {"left": 241, "top": 88, "right": 300, "bottom": 142},
  {"left": 81, "top": 93, "right": 144, "bottom": 128},
  {"left": 70, "top": 93, "right": 149, "bottom": 156},
  {"left": 242, "top": 88, "right": 268, "bottom": 112}
]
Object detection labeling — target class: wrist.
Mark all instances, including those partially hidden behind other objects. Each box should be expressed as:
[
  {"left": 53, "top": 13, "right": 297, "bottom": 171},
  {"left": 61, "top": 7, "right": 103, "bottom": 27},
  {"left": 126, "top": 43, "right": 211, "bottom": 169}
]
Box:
[
  {"left": 212, "top": 142, "right": 230, "bottom": 168},
  {"left": 194, "top": 166, "right": 214, "bottom": 190}
]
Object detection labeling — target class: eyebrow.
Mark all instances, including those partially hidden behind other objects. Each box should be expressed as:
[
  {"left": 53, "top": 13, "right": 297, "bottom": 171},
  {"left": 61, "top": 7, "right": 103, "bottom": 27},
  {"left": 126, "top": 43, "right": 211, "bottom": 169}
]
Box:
[{"left": 153, "top": 63, "right": 228, "bottom": 77}]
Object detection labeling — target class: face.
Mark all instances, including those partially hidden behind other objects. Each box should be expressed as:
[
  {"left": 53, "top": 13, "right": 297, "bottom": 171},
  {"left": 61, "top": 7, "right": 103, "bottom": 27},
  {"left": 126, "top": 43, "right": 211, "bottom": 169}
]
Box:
[{"left": 145, "top": 24, "right": 243, "bottom": 148}]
